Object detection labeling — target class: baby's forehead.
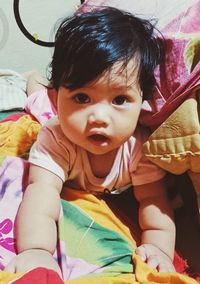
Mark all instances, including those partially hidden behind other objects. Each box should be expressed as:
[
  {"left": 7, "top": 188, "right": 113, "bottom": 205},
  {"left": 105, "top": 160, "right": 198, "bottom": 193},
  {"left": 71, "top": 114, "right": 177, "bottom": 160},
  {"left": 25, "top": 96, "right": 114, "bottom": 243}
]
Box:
[{"left": 93, "top": 59, "right": 140, "bottom": 87}]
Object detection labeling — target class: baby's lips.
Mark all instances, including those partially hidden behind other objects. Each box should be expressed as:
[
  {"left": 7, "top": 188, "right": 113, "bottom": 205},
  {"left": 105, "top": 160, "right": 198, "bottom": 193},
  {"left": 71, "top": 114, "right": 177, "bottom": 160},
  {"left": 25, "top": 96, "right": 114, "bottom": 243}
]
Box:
[{"left": 89, "top": 134, "right": 108, "bottom": 142}]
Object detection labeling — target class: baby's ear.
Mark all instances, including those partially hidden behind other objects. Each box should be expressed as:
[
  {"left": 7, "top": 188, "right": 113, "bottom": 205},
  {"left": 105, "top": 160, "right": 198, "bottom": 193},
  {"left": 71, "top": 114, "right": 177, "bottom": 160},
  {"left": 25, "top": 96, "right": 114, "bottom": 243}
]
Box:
[{"left": 47, "top": 88, "right": 58, "bottom": 110}]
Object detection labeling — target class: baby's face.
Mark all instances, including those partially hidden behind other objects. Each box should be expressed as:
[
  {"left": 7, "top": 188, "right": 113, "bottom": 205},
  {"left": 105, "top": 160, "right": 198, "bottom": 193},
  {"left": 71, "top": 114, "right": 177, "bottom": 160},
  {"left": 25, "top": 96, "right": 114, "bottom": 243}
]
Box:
[{"left": 56, "top": 60, "right": 143, "bottom": 156}]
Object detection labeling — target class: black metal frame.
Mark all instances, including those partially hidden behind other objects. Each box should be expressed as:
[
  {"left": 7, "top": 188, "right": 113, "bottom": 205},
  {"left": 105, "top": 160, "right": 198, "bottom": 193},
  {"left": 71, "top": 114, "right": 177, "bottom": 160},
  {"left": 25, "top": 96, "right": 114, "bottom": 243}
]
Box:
[{"left": 13, "top": 0, "right": 85, "bottom": 47}]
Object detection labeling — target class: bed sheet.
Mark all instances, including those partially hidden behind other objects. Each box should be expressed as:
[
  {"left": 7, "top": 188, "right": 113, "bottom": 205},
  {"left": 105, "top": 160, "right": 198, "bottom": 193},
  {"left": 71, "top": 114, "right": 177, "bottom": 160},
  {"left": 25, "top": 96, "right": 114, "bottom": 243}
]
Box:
[{"left": 0, "top": 90, "right": 199, "bottom": 283}]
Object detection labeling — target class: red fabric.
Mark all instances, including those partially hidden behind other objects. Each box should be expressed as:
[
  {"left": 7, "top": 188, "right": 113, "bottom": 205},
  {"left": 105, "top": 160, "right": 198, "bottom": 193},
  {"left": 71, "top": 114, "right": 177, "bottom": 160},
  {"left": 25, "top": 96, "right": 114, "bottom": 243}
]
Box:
[
  {"left": 173, "top": 251, "right": 200, "bottom": 282},
  {"left": 0, "top": 113, "right": 25, "bottom": 123},
  {"left": 173, "top": 251, "right": 188, "bottom": 273},
  {"left": 12, "top": 268, "right": 64, "bottom": 284},
  {"left": 139, "top": 1, "right": 200, "bottom": 129}
]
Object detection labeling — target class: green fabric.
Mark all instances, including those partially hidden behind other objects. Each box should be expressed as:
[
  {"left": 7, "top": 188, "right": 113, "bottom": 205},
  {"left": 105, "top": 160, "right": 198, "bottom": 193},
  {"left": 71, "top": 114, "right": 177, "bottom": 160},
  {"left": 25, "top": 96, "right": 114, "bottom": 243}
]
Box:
[
  {"left": 0, "top": 110, "right": 24, "bottom": 120},
  {"left": 60, "top": 199, "right": 134, "bottom": 275}
]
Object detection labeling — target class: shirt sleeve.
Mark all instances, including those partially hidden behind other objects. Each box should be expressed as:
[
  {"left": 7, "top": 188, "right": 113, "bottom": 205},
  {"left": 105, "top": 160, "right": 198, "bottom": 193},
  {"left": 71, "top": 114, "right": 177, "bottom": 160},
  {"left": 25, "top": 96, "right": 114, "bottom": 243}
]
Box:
[
  {"left": 129, "top": 127, "right": 166, "bottom": 186},
  {"left": 28, "top": 119, "right": 76, "bottom": 181},
  {"left": 130, "top": 152, "right": 166, "bottom": 186}
]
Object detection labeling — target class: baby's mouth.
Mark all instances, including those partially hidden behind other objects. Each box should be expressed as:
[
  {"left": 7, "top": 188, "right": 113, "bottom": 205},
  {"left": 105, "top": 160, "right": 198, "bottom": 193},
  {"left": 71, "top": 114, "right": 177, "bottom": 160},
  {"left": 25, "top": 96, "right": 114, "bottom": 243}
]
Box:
[{"left": 88, "top": 134, "right": 109, "bottom": 145}]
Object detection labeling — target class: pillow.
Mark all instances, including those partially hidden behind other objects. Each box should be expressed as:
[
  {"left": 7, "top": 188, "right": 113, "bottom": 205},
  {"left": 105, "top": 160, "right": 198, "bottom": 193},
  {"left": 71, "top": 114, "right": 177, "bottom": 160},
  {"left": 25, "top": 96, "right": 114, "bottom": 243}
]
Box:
[{"left": 142, "top": 91, "right": 200, "bottom": 174}]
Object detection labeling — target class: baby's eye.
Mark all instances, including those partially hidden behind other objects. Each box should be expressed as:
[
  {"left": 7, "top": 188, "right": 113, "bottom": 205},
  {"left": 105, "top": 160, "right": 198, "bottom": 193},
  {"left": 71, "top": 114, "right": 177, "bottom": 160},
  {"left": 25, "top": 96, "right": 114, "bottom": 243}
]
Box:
[
  {"left": 73, "top": 93, "right": 90, "bottom": 104},
  {"left": 112, "top": 95, "right": 129, "bottom": 105}
]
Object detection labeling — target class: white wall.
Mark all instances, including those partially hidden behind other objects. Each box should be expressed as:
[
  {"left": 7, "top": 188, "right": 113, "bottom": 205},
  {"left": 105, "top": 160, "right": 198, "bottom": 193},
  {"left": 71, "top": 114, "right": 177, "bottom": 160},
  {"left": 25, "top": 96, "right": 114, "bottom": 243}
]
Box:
[
  {"left": 0, "top": 0, "right": 197, "bottom": 76},
  {"left": 0, "top": 0, "right": 80, "bottom": 75}
]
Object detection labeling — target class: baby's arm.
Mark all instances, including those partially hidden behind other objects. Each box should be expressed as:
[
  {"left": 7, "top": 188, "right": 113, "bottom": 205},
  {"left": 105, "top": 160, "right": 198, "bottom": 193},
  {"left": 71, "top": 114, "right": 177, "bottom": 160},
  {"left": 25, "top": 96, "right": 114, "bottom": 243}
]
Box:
[
  {"left": 23, "top": 70, "right": 49, "bottom": 96},
  {"left": 134, "top": 178, "right": 176, "bottom": 272},
  {"left": 5, "top": 164, "right": 63, "bottom": 276}
]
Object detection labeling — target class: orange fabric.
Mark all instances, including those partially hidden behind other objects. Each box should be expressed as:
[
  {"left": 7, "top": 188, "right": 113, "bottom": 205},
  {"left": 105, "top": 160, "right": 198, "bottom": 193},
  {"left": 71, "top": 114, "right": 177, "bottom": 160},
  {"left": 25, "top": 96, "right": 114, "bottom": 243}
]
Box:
[
  {"left": 61, "top": 187, "right": 139, "bottom": 246},
  {"left": 133, "top": 255, "right": 198, "bottom": 284},
  {"left": 0, "top": 256, "right": 197, "bottom": 284},
  {"left": 0, "top": 114, "right": 40, "bottom": 157}
]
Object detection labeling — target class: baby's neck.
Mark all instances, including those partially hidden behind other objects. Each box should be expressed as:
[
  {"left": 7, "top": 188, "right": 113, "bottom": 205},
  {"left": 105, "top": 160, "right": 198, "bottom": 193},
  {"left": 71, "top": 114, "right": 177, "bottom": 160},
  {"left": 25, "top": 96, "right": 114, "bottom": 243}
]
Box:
[{"left": 87, "top": 149, "right": 118, "bottom": 178}]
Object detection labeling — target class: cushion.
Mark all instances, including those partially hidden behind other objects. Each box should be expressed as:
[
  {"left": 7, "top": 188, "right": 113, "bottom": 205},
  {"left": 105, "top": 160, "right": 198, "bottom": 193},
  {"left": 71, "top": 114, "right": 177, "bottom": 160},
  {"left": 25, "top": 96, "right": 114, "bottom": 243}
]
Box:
[{"left": 142, "top": 92, "right": 200, "bottom": 174}]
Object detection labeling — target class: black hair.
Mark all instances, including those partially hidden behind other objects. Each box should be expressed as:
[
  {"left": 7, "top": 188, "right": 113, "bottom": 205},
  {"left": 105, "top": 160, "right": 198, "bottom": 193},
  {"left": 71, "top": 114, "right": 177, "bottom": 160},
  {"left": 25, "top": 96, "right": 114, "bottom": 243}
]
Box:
[{"left": 49, "top": 7, "right": 163, "bottom": 99}]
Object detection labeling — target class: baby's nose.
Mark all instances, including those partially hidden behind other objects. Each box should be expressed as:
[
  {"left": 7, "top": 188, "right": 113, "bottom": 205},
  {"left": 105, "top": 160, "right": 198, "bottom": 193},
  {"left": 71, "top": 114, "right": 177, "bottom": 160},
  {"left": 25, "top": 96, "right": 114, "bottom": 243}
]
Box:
[{"left": 88, "top": 105, "right": 110, "bottom": 126}]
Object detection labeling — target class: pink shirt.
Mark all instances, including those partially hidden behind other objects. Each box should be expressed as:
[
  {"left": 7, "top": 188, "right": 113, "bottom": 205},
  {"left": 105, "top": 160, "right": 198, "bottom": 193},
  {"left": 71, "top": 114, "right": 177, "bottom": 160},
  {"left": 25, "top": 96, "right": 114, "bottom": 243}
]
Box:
[{"left": 29, "top": 117, "right": 165, "bottom": 194}]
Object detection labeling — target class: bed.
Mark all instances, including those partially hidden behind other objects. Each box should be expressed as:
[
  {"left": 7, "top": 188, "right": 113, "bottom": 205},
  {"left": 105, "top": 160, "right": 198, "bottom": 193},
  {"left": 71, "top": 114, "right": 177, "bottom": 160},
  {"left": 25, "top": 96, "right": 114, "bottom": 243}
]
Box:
[{"left": 0, "top": 1, "right": 199, "bottom": 283}]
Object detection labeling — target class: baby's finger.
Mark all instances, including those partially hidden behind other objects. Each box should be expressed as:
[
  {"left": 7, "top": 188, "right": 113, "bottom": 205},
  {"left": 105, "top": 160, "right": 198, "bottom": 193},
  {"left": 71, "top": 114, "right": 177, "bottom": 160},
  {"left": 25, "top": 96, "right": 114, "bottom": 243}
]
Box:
[
  {"left": 158, "top": 261, "right": 175, "bottom": 272},
  {"left": 146, "top": 255, "right": 159, "bottom": 269},
  {"left": 135, "top": 245, "right": 147, "bottom": 261}
]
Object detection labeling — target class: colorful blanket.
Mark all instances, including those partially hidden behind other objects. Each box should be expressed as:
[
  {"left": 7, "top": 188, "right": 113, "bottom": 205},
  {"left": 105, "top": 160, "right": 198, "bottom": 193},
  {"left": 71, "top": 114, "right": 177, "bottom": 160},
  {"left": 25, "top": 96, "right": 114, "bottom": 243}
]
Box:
[
  {"left": 0, "top": 155, "right": 198, "bottom": 283},
  {"left": 0, "top": 92, "right": 198, "bottom": 283}
]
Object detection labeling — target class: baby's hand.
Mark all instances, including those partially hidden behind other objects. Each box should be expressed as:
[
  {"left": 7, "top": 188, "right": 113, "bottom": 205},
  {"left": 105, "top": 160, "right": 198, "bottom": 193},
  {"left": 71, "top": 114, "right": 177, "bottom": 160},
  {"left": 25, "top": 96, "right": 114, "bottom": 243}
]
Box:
[
  {"left": 135, "top": 244, "right": 175, "bottom": 272},
  {"left": 4, "top": 249, "right": 62, "bottom": 278}
]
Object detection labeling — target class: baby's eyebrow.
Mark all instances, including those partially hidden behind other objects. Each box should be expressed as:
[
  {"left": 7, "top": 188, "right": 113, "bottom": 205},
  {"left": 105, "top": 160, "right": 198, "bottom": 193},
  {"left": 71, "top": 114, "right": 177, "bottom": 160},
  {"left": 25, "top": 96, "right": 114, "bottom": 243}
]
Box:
[
  {"left": 119, "top": 84, "right": 133, "bottom": 89},
  {"left": 110, "top": 84, "right": 135, "bottom": 91}
]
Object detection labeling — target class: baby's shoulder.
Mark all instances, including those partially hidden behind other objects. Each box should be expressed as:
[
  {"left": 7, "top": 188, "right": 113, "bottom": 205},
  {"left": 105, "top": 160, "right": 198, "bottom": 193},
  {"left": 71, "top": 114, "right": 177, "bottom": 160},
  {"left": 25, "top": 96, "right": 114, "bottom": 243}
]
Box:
[
  {"left": 42, "top": 117, "right": 64, "bottom": 137},
  {"left": 43, "top": 116, "right": 59, "bottom": 128},
  {"left": 40, "top": 117, "right": 75, "bottom": 149}
]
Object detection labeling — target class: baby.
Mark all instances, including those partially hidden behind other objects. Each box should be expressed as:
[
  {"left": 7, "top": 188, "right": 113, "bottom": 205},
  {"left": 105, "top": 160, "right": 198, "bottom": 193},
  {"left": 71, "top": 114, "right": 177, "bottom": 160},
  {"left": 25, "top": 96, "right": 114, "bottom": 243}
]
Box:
[{"left": 6, "top": 7, "right": 175, "bottom": 277}]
